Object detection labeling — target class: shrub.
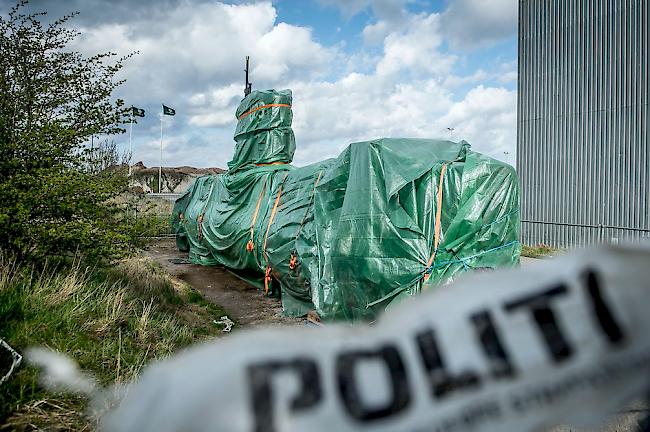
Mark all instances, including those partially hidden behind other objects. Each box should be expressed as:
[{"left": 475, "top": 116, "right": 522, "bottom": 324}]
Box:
[{"left": 0, "top": 1, "right": 136, "bottom": 264}]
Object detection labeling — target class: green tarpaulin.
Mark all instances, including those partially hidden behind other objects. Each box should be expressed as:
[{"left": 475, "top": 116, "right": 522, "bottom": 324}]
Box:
[{"left": 172, "top": 89, "right": 520, "bottom": 321}]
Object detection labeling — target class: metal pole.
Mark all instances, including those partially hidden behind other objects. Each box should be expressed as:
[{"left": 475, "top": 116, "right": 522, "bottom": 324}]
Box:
[
  {"left": 244, "top": 56, "right": 252, "bottom": 96},
  {"left": 159, "top": 114, "right": 163, "bottom": 194},
  {"left": 128, "top": 118, "right": 133, "bottom": 176},
  {"left": 90, "top": 134, "right": 95, "bottom": 172}
]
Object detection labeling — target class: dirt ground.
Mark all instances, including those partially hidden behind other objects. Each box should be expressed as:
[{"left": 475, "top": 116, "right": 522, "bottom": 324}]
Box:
[
  {"left": 145, "top": 239, "right": 543, "bottom": 329},
  {"left": 144, "top": 239, "right": 648, "bottom": 431},
  {"left": 144, "top": 239, "right": 299, "bottom": 328}
]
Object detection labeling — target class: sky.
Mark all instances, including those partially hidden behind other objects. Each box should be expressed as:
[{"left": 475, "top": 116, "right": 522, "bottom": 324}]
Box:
[{"left": 4, "top": 0, "right": 518, "bottom": 168}]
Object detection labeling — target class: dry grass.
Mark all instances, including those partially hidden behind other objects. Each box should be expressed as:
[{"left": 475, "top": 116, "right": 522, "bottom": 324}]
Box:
[
  {"left": 0, "top": 256, "right": 228, "bottom": 430},
  {"left": 521, "top": 244, "right": 558, "bottom": 258},
  {"left": 1, "top": 398, "right": 92, "bottom": 431}
]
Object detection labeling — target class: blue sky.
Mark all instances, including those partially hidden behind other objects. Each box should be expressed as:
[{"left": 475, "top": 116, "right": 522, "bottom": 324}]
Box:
[{"left": 3, "top": 0, "right": 519, "bottom": 168}]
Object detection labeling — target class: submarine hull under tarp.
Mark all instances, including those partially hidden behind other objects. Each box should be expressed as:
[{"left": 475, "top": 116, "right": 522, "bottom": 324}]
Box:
[{"left": 172, "top": 89, "right": 520, "bottom": 321}]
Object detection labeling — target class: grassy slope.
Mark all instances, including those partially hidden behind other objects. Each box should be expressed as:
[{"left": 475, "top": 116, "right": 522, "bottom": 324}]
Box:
[{"left": 0, "top": 257, "right": 228, "bottom": 430}]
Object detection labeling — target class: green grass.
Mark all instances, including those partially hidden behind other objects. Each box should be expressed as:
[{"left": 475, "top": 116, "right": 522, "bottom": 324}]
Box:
[
  {"left": 0, "top": 257, "right": 230, "bottom": 430},
  {"left": 116, "top": 192, "right": 176, "bottom": 239},
  {"left": 129, "top": 213, "right": 173, "bottom": 238},
  {"left": 521, "top": 244, "right": 558, "bottom": 258}
]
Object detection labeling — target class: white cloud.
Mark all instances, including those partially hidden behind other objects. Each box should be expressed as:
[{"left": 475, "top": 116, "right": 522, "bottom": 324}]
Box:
[
  {"left": 62, "top": 0, "right": 517, "bottom": 169},
  {"left": 362, "top": 20, "right": 390, "bottom": 45},
  {"left": 320, "top": 0, "right": 409, "bottom": 21},
  {"left": 498, "top": 70, "right": 518, "bottom": 84},
  {"left": 187, "top": 84, "right": 244, "bottom": 127},
  {"left": 443, "top": 69, "right": 489, "bottom": 87},
  {"left": 323, "top": 0, "right": 412, "bottom": 45},
  {"left": 442, "top": 0, "right": 518, "bottom": 50},
  {"left": 318, "top": 0, "right": 370, "bottom": 18},
  {"left": 376, "top": 12, "right": 456, "bottom": 77},
  {"left": 255, "top": 22, "right": 334, "bottom": 81},
  {"left": 495, "top": 60, "right": 518, "bottom": 84},
  {"left": 73, "top": 1, "right": 337, "bottom": 102},
  {"left": 288, "top": 78, "right": 516, "bottom": 166},
  {"left": 437, "top": 85, "right": 517, "bottom": 160},
  {"left": 290, "top": 74, "right": 453, "bottom": 150}
]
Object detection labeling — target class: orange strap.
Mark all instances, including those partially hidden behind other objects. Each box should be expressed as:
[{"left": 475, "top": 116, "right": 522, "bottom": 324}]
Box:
[
  {"left": 238, "top": 103, "right": 291, "bottom": 120},
  {"left": 264, "top": 266, "right": 272, "bottom": 294},
  {"left": 288, "top": 254, "right": 298, "bottom": 270},
  {"left": 313, "top": 171, "right": 323, "bottom": 195},
  {"left": 255, "top": 161, "right": 288, "bottom": 167},
  {"left": 197, "top": 214, "right": 204, "bottom": 240},
  {"left": 262, "top": 174, "right": 288, "bottom": 261},
  {"left": 197, "top": 183, "right": 216, "bottom": 242},
  {"left": 423, "top": 163, "right": 448, "bottom": 282},
  {"left": 247, "top": 179, "right": 268, "bottom": 253}
]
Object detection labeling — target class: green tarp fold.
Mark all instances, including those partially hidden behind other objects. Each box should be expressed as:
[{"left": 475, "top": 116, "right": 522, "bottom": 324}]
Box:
[{"left": 172, "top": 89, "right": 520, "bottom": 321}]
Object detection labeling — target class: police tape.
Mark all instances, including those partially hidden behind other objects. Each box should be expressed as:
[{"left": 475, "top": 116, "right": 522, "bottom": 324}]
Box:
[
  {"left": 40, "top": 244, "right": 650, "bottom": 431},
  {"left": 0, "top": 339, "right": 22, "bottom": 386}
]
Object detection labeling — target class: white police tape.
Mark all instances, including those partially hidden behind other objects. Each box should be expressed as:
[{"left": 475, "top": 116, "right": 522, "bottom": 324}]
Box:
[
  {"left": 100, "top": 244, "right": 650, "bottom": 432},
  {"left": 0, "top": 338, "right": 22, "bottom": 386}
]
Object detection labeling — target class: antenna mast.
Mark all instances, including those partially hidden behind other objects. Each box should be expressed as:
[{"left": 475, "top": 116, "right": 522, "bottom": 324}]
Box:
[{"left": 244, "top": 56, "right": 252, "bottom": 96}]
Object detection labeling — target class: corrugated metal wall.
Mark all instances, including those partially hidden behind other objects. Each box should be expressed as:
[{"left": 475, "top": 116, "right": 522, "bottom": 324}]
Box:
[{"left": 517, "top": 0, "right": 649, "bottom": 248}]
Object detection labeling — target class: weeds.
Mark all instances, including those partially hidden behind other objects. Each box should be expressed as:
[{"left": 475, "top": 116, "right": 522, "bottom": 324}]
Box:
[
  {"left": 129, "top": 213, "right": 173, "bottom": 239},
  {"left": 521, "top": 244, "right": 558, "bottom": 258},
  {"left": 0, "top": 257, "right": 228, "bottom": 430}
]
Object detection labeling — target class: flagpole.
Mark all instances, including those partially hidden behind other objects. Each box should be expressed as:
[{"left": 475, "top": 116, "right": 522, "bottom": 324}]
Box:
[
  {"left": 128, "top": 115, "right": 133, "bottom": 176},
  {"left": 159, "top": 113, "right": 163, "bottom": 194}
]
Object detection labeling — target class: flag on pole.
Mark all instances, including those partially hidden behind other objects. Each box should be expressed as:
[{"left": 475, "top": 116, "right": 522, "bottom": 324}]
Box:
[
  {"left": 162, "top": 105, "right": 176, "bottom": 116},
  {"left": 132, "top": 106, "right": 145, "bottom": 117}
]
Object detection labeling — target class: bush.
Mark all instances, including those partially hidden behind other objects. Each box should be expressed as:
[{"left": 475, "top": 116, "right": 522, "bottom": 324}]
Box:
[{"left": 0, "top": 1, "right": 136, "bottom": 264}]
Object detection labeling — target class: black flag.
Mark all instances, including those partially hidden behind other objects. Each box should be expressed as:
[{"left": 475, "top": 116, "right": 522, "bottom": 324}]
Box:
[
  {"left": 162, "top": 105, "right": 176, "bottom": 116},
  {"left": 132, "top": 106, "right": 145, "bottom": 117}
]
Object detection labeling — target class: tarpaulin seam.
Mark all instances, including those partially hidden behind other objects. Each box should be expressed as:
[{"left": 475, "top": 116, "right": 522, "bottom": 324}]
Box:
[
  {"left": 423, "top": 163, "right": 448, "bottom": 282},
  {"left": 238, "top": 103, "right": 291, "bottom": 120},
  {"left": 366, "top": 274, "right": 422, "bottom": 308},
  {"left": 247, "top": 179, "right": 268, "bottom": 254},
  {"left": 425, "top": 240, "right": 520, "bottom": 272},
  {"left": 263, "top": 173, "right": 290, "bottom": 295},
  {"left": 288, "top": 170, "right": 324, "bottom": 272},
  {"left": 482, "top": 208, "right": 520, "bottom": 228},
  {"left": 197, "top": 182, "right": 216, "bottom": 242},
  {"left": 293, "top": 171, "right": 324, "bottom": 241},
  {"left": 369, "top": 241, "right": 523, "bottom": 310},
  {"left": 446, "top": 209, "right": 519, "bottom": 248},
  {"left": 263, "top": 173, "right": 290, "bottom": 262},
  {"left": 441, "top": 208, "right": 520, "bottom": 255}
]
